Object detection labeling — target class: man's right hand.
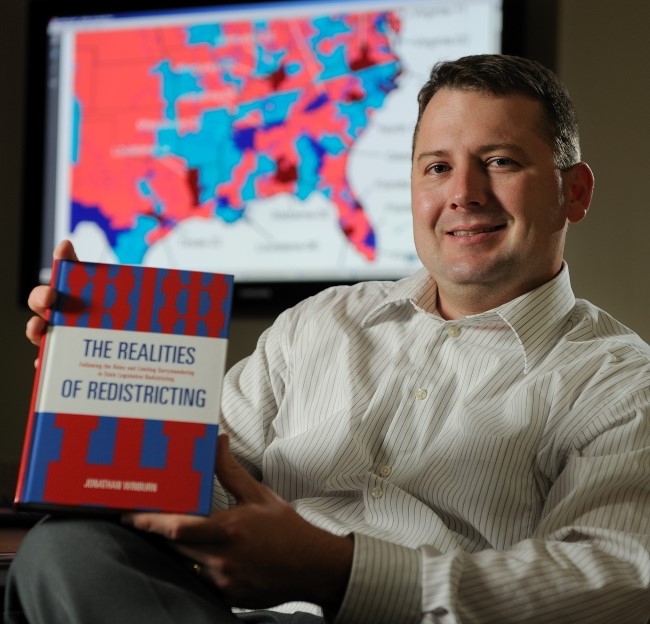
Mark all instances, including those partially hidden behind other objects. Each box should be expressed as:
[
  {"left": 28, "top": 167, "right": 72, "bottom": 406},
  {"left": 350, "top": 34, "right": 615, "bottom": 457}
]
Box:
[{"left": 25, "top": 240, "right": 78, "bottom": 349}]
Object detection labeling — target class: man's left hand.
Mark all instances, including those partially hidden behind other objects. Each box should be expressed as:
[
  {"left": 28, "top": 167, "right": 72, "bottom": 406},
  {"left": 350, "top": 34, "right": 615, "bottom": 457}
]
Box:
[{"left": 122, "top": 435, "right": 353, "bottom": 613}]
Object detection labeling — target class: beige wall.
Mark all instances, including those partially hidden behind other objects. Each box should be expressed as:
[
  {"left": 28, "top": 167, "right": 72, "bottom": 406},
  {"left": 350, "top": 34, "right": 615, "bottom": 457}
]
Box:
[
  {"left": 0, "top": 0, "right": 648, "bottom": 465},
  {"left": 558, "top": 2, "right": 650, "bottom": 337}
]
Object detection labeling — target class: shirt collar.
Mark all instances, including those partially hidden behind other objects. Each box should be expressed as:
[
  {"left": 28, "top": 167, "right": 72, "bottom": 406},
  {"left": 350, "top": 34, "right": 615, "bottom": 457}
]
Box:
[
  {"left": 360, "top": 268, "right": 436, "bottom": 326},
  {"left": 361, "top": 264, "right": 576, "bottom": 374},
  {"left": 493, "top": 264, "right": 576, "bottom": 373}
]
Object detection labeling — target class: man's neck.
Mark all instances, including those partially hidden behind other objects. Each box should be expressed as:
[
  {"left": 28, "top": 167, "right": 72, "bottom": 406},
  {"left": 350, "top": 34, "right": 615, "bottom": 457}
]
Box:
[{"left": 435, "top": 283, "right": 527, "bottom": 320}]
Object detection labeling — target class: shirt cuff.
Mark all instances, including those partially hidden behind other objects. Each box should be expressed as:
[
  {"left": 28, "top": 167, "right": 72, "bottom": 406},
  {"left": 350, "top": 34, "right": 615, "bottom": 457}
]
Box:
[{"left": 333, "top": 533, "right": 421, "bottom": 624}]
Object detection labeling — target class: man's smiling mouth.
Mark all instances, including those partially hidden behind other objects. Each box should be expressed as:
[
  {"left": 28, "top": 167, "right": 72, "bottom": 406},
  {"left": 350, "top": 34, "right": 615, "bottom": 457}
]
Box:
[{"left": 449, "top": 225, "right": 506, "bottom": 237}]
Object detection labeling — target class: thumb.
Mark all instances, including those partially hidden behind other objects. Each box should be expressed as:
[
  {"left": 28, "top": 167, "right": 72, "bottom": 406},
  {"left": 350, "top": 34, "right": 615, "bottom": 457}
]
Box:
[
  {"left": 53, "top": 239, "right": 79, "bottom": 262},
  {"left": 216, "top": 434, "right": 267, "bottom": 504}
]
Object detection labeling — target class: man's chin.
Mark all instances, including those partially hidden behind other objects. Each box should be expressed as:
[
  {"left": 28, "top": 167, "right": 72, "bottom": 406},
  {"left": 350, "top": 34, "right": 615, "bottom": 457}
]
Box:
[{"left": 445, "top": 264, "right": 506, "bottom": 286}]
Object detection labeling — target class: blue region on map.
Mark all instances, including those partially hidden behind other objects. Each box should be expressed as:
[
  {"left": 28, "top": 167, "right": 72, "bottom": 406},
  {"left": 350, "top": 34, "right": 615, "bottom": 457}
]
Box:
[{"left": 71, "top": 201, "right": 130, "bottom": 248}]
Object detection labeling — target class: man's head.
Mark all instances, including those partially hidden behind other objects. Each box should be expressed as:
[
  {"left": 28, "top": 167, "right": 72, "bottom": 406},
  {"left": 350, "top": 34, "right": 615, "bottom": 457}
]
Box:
[
  {"left": 412, "top": 54, "right": 580, "bottom": 171},
  {"left": 410, "top": 54, "right": 594, "bottom": 319}
]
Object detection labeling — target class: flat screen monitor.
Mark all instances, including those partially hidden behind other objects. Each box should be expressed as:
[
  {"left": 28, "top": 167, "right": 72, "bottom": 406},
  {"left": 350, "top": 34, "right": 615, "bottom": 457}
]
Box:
[{"left": 20, "top": 0, "right": 530, "bottom": 314}]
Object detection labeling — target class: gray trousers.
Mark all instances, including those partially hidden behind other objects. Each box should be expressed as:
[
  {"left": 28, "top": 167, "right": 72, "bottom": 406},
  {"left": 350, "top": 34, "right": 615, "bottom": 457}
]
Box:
[{"left": 3, "top": 517, "right": 325, "bottom": 624}]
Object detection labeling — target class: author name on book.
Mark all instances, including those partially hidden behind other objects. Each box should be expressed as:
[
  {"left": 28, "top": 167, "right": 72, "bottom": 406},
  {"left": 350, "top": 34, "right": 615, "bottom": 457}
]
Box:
[{"left": 83, "top": 478, "right": 159, "bottom": 492}]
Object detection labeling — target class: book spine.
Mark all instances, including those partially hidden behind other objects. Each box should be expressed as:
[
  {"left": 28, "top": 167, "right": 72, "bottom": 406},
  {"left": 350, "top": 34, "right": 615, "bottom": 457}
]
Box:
[{"left": 15, "top": 259, "right": 62, "bottom": 505}]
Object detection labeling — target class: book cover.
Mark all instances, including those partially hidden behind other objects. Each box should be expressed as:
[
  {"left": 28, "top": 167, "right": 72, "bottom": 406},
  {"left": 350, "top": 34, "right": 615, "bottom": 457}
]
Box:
[{"left": 15, "top": 260, "right": 234, "bottom": 516}]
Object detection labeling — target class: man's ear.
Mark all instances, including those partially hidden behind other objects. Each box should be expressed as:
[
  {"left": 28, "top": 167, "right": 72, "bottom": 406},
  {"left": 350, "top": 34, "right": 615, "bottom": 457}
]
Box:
[{"left": 564, "top": 162, "right": 594, "bottom": 224}]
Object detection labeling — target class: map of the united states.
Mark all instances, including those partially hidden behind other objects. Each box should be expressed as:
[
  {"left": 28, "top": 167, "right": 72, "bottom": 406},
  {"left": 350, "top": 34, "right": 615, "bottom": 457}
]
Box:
[{"left": 71, "top": 9, "right": 402, "bottom": 266}]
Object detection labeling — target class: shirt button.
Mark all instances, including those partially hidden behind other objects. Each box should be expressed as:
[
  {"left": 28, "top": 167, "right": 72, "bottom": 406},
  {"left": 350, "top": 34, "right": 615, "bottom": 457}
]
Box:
[
  {"left": 447, "top": 325, "right": 461, "bottom": 338},
  {"left": 371, "top": 487, "right": 384, "bottom": 499},
  {"left": 378, "top": 465, "right": 392, "bottom": 477},
  {"left": 415, "top": 388, "right": 428, "bottom": 400}
]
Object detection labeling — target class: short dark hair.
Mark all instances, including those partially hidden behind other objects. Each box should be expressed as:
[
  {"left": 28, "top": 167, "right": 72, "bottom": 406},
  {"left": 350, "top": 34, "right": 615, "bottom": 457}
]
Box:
[{"left": 413, "top": 54, "right": 581, "bottom": 170}]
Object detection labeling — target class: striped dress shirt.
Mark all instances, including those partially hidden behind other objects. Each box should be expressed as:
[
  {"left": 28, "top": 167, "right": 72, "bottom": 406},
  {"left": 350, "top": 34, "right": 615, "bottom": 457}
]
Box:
[{"left": 214, "top": 264, "right": 650, "bottom": 623}]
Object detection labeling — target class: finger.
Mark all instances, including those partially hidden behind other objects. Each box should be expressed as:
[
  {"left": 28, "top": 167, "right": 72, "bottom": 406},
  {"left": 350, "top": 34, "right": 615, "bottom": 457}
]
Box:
[
  {"left": 216, "top": 435, "right": 269, "bottom": 504},
  {"left": 27, "top": 284, "right": 56, "bottom": 317},
  {"left": 171, "top": 544, "right": 228, "bottom": 590},
  {"left": 172, "top": 543, "right": 214, "bottom": 566},
  {"left": 26, "top": 240, "right": 76, "bottom": 316},
  {"left": 121, "top": 511, "right": 227, "bottom": 543},
  {"left": 24, "top": 240, "right": 78, "bottom": 358},
  {"left": 121, "top": 512, "right": 199, "bottom": 538},
  {"left": 53, "top": 239, "right": 79, "bottom": 261},
  {"left": 25, "top": 315, "right": 48, "bottom": 346},
  {"left": 26, "top": 240, "right": 76, "bottom": 318}
]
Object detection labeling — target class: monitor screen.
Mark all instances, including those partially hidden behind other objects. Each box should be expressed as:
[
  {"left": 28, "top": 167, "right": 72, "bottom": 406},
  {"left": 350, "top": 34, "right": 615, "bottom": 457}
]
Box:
[{"left": 21, "top": 0, "right": 517, "bottom": 314}]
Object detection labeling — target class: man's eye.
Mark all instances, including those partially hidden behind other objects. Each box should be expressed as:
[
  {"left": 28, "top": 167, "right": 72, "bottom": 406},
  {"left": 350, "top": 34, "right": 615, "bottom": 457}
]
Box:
[
  {"left": 428, "top": 163, "right": 449, "bottom": 174},
  {"left": 488, "top": 157, "right": 515, "bottom": 167}
]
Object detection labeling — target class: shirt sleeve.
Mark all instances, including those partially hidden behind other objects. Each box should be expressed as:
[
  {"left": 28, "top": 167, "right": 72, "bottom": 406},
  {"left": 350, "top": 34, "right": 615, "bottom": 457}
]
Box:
[
  {"left": 337, "top": 389, "right": 650, "bottom": 624},
  {"left": 333, "top": 533, "right": 421, "bottom": 624},
  {"left": 210, "top": 307, "right": 295, "bottom": 508}
]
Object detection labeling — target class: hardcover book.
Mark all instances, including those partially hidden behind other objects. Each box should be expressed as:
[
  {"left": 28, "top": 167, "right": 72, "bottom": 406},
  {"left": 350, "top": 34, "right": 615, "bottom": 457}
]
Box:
[{"left": 15, "top": 260, "right": 234, "bottom": 515}]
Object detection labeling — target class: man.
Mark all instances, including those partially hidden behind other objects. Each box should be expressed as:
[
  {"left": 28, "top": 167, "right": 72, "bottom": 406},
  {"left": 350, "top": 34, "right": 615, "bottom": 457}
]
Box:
[{"left": 6, "top": 55, "right": 650, "bottom": 623}]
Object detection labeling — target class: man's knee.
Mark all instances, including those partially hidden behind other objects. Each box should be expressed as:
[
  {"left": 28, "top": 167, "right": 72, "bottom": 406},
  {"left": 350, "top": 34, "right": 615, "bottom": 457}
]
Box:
[
  {"left": 6, "top": 516, "right": 238, "bottom": 624},
  {"left": 6, "top": 518, "right": 115, "bottom": 623},
  {"left": 10, "top": 517, "right": 118, "bottom": 597}
]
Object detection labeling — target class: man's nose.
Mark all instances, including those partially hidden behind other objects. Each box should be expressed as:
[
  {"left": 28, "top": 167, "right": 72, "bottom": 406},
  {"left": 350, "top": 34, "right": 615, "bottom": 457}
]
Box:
[{"left": 449, "top": 164, "right": 488, "bottom": 209}]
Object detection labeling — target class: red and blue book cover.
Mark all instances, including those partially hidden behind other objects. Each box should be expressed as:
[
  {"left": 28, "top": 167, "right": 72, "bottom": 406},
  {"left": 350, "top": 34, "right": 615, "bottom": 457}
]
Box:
[{"left": 15, "top": 260, "right": 234, "bottom": 515}]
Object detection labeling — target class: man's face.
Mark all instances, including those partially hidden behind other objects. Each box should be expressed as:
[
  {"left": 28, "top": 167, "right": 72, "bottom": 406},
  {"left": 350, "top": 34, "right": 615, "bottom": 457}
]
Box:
[{"left": 411, "top": 88, "right": 584, "bottom": 315}]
